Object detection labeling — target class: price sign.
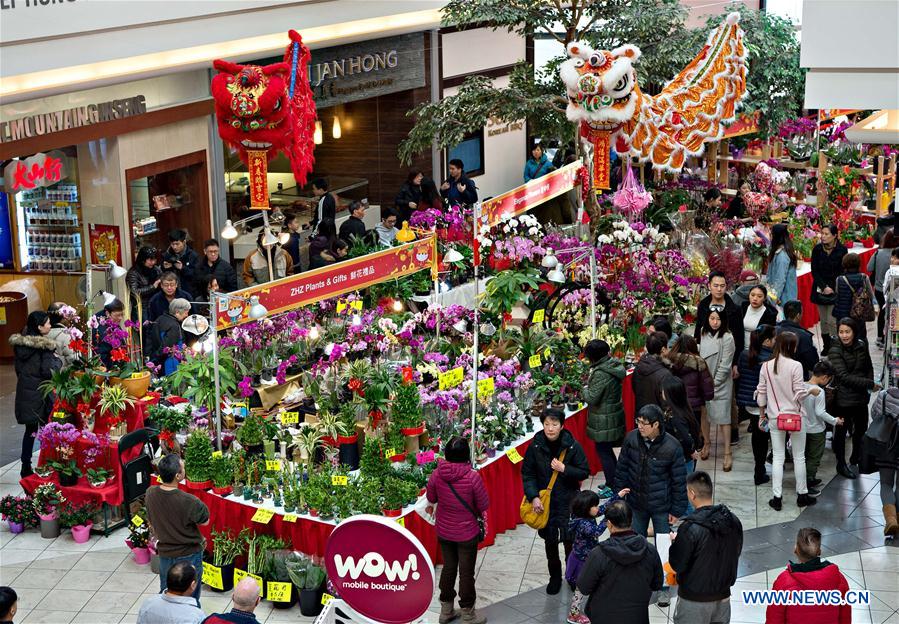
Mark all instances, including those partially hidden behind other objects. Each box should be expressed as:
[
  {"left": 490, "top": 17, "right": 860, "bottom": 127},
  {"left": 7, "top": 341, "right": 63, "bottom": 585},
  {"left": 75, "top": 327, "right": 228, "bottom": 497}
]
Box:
[
  {"left": 212, "top": 451, "right": 223, "bottom": 458},
  {"left": 332, "top": 475, "right": 349, "bottom": 486},
  {"left": 532, "top": 308, "right": 546, "bottom": 324},
  {"left": 322, "top": 593, "right": 334, "bottom": 606},
  {"left": 505, "top": 448, "right": 524, "bottom": 464},
  {"left": 438, "top": 366, "right": 464, "bottom": 390},
  {"left": 52, "top": 411, "right": 65, "bottom": 420},
  {"left": 251, "top": 508, "right": 274, "bottom": 524},
  {"left": 528, "top": 354, "right": 542, "bottom": 368},
  {"left": 202, "top": 564, "right": 224, "bottom": 590},
  {"left": 266, "top": 581, "right": 292, "bottom": 602},
  {"left": 234, "top": 569, "right": 263, "bottom": 595},
  {"left": 250, "top": 407, "right": 266, "bottom": 416},
  {"left": 283, "top": 514, "right": 298, "bottom": 523},
  {"left": 265, "top": 460, "right": 281, "bottom": 471},
  {"left": 477, "top": 377, "right": 495, "bottom": 397},
  {"left": 396, "top": 516, "right": 405, "bottom": 527},
  {"left": 131, "top": 515, "right": 144, "bottom": 527},
  {"left": 130, "top": 372, "right": 144, "bottom": 379},
  {"left": 336, "top": 301, "right": 347, "bottom": 313},
  {"left": 350, "top": 300, "right": 363, "bottom": 311},
  {"left": 384, "top": 448, "right": 397, "bottom": 459},
  {"left": 281, "top": 411, "right": 300, "bottom": 424}
]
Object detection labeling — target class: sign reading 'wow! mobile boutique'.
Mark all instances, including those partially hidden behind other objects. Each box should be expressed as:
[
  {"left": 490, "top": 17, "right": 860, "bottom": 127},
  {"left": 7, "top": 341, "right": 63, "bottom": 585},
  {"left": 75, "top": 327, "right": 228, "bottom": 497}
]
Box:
[{"left": 325, "top": 515, "right": 435, "bottom": 624}]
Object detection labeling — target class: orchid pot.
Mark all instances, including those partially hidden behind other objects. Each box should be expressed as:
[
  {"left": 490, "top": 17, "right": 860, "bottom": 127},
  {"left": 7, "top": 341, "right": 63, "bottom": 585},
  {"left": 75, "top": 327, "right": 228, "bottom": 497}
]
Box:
[{"left": 112, "top": 371, "right": 151, "bottom": 399}]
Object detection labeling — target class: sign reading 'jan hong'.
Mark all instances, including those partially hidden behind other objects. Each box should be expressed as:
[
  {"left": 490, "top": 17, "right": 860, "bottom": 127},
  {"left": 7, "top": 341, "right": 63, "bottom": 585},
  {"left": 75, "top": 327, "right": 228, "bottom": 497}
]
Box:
[{"left": 0, "top": 95, "right": 146, "bottom": 143}]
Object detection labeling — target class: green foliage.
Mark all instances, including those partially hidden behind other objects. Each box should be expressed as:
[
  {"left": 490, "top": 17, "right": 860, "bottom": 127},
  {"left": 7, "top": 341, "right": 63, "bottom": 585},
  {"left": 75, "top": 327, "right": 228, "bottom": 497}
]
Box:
[
  {"left": 246, "top": 533, "right": 287, "bottom": 577},
  {"left": 286, "top": 556, "right": 327, "bottom": 590},
  {"left": 98, "top": 383, "right": 135, "bottom": 417},
  {"left": 360, "top": 437, "right": 391, "bottom": 482},
  {"left": 148, "top": 403, "right": 191, "bottom": 434},
  {"left": 164, "top": 347, "right": 242, "bottom": 412},
  {"left": 212, "top": 527, "right": 249, "bottom": 566},
  {"left": 236, "top": 413, "right": 266, "bottom": 447},
  {"left": 40, "top": 369, "right": 78, "bottom": 403},
  {"left": 211, "top": 453, "right": 234, "bottom": 488},
  {"left": 184, "top": 429, "right": 213, "bottom": 482},
  {"left": 484, "top": 267, "right": 542, "bottom": 318},
  {"left": 390, "top": 383, "right": 423, "bottom": 430},
  {"left": 58, "top": 501, "right": 98, "bottom": 529}
]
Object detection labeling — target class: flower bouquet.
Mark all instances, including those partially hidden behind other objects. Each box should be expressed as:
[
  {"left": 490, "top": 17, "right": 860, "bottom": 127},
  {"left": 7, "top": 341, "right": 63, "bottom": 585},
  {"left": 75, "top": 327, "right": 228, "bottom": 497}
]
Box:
[
  {"left": 33, "top": 483, "right": 65, "bottom": 538},
  {"left": 0, "top": 494, "right": 37, "bottom": 533}
]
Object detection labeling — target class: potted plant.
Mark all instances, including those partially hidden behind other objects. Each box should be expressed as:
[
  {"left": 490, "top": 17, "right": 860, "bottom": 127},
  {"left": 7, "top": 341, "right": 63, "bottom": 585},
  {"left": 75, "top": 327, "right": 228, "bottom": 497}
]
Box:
[
  {"left": 207, "top": 528, "right": 249, "bottom": 593},
  {"left": 36, "top": 422, "right": 83, "bottom": 486},
  {"left": 293, "top": 427, "right": 323, "bottom": 477},
  {"left": 246, "top": 534, "right": 286, "bottom": 599},
  {"left": 32, "top": 483, "right": 65, "bottom": 538},
  {"left": 184, "top": 429, "right": 214, "bottom": 490},
  {"left": 126, "top": 509, "right": 151, "bottom": 564},
  {"left": 58, "top": 501, "right": 98, "bottom": 544},
  {"left": 286, "top": 556, "right": 327, "bottom": 617},
  {"left": 381, "top": 477, "right": 407, "bottom": 517},
  {"left": 268, "top": 550, "right": 302, "bottom": 609},
  {"left": 236, "top": 413, "right": 266, "bottom": 455},
  {"left": 98, "top": 383, "right": 135, "bottom": 438},
  {"left": 0, "top": 494, "right": 37, "bottom": 534},
  {"left": 390, "top": 380, "right": 425, "bottom": 455},
  {"left": 86, "top": 467, "right": 112, "bottom": 488},
  {"left": 211, "top": 453, "right": 234, "bottom": 496},
  {"left": 165, "top": 346, "right": 242, "bottom": 412},
  {"left": 148, "top": 402, "right": 191, "bottom": 454}
]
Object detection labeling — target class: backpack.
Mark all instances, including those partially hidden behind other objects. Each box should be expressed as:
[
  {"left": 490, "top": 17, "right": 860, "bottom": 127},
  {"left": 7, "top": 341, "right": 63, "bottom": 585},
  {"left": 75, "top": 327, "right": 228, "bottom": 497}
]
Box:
[{"left": 842, "top": 275, "right": 876, "bottom": 322}]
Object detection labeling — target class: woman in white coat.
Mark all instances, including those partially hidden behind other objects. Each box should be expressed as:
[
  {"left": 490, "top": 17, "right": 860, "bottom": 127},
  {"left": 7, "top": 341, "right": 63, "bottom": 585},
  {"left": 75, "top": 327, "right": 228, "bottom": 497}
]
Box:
[{"left": 698, "top": 310, "right": 736, "bottom": 471}]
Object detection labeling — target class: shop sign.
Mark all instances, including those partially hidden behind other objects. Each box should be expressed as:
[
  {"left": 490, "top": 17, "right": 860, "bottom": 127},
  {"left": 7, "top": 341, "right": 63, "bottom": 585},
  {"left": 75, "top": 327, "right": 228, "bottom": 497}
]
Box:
[
  {"left": 247, "top": 150, "right": 269, "bottom": 209},
  {"left": 482, "top": 160, "right": 582, "bottom": 227},
  {"left": 486, "top": 116, "right": 524, "bottom": 138},
  {"left": 324, "top": 515, "right": 435, "bottom": 624},
  {"left": 88, "top": 224, "right": 122, "bottom": 265},
  {"left": 4, "top": 152, "right": 64, "bottom": 191},
  {"left": 0, "top": 95, "right": 146, "bottom": 144},
  {"left": 216, "top": 234, "right": 437, "bottom": 330}
]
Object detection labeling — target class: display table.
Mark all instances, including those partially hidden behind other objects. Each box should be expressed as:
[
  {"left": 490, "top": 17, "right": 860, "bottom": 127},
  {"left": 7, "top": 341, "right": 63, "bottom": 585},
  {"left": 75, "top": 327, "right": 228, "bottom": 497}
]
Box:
[
  {"left": 19, "top": 401, "right": 149, "bottom": 506},
  {"left": 184, "top": 406, "right": 626, "bottom": 564},
  {"left": 797, "top": 246, "right": 877, "bottom": 329}
]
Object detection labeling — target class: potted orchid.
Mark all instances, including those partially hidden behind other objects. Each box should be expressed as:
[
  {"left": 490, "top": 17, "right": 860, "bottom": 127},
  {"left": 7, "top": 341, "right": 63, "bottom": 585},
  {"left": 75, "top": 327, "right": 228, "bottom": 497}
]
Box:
[
  {"left": 93, "top": 316, "right": 150, "bottom": 398},
  {"left": 37, "top": 422, "right": 82, "bottom": 486}
]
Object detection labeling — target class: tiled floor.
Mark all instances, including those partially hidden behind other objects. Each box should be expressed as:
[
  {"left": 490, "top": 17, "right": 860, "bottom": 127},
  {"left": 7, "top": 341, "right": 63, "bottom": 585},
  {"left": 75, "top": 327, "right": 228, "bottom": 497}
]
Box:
[{"left": 1, "top": 324, "right": 897, "bottom": 623}]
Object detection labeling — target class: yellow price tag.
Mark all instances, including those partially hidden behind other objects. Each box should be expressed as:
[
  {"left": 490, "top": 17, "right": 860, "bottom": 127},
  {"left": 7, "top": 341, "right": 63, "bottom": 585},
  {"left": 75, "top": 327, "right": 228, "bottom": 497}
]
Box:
[
  {"left": 265, "top": 460, "right": 281, "bottom": 471},
  {"left": 477, "top": 377, "right": 495, "bottom": 396},
  {"left": 331, "top": 475, "right": 349, "bottom": 486},
  {"left": 283, "top": 514, "right": 298, "bottom": 523},
  {"left": 396, "top": 516, "right": 405, "bottom": 527},
  {"left": 532, "top": 308, "right": 545, "bottom": 324},
  {"left": 350, "top": 300, "right": 363, "bottom": 311},
  {"left": 52, "top": 411, "right": 65, "bottom": 420},
  {"left": 234, "top": 569, "right": 263, "bottom": 596},
  {"left": 438, "top": 366, "right": 464, "bottom": 390},
  {"left": 384, "top": 448, "right": 397, "bottom": 459},
  {"left": 281, "top": 411, "right": 300, "bottom": 424},
  {"left": 336, "top": 301, "right": 347, "bottom": 313},
  {"left": 130, "top": 372, "right": 144, "bottom": 379},
  {"left": 322, "top": 593, "right": 334, "bottom": 606},
  {"left": 131, "top": 515, "right": 144, "bottom": 527},
  {"left": 202, "top": 564, "right": 224, "bottom": 590},
  {"left": 251, "top": 508, "right": 274, "bottom": 524},
  {"left": 212, "top": 450, "right": 223, "bottom": 458},
  {"left": 505, "top": 448, "right": 524, "bottom": 464},
  {"left": 544, "top": 347, "right": 551, "bottom": 358},
  {"left": 528, "top": 354, "right": 542, "bottom": 368},
  {"left": 266, "top": 581, "right": 292, "bottom": 602}
]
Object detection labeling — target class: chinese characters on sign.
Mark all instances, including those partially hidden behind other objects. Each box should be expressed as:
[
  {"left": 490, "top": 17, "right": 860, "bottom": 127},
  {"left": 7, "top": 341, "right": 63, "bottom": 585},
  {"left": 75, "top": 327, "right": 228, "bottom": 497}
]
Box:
[
  {"left": 481, "top": 161, "right": 582, "bottom": 227},
  {"left": 248, "top": 149, "right": 270, "bottom": 209},
  {"left": 580, "top": 125, "right": 611, "bottom": 190},
  {"left": 5, "top": 153, "right": 64, "bottom": 191}
]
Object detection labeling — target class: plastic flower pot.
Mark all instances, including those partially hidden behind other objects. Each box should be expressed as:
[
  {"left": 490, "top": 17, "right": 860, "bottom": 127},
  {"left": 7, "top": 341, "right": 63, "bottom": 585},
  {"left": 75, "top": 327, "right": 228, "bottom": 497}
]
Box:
[
  {"left": 212, "top": 485, "right": 233, "bottom": 497},
  {"left": 185, "top": 479, "right": 213, "bottom": 491},
  {"left": 112, "top": 371, "right": 151, "bottom": 398},
  {"left": 7, "top": 521, "right": 24, "bottom": 534},
  {"left": 88, "top": 479, "right": 107, "bottom": 489},
  {"left": 39, "top": 514, "right": 60, "bottom": 539},
  {"left": 299, "top": 584, "right": 325, "bottom": 617},
  {"left": 244, "top": 444, "right": 264, "bottom": 456},
  {"left": 202, "top": 554, "right": 235, "bottom": 593},
  {"left": 485, "top": 447, "right": 497, "bottom": 459},
  {"left": 381, "top": 508, "right": 403, "bottom": 518},
  {"left": 389, "top": 452, "right": 407, "bottom": 463},
  {"left": 58, "top": 471, "right": 79, "bottom": 487},
  {"left": 71, "top": 521, "right": 93, "bottom": 543},
  {"left": 308, "top": 508, "right": 319, "bottom": 518},
  {"left": 338, "top": 439, "right": 360, "bottom": 471},
  {"left": 132, "top": 546, "right": 152, "bottom": 565}
]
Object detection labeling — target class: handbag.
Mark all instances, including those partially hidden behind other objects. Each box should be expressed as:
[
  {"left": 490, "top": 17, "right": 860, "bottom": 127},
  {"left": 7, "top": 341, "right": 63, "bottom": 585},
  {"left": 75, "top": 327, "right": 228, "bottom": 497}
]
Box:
[
  {"left": 764, "top": 363, "right": 802, "bottom": 432},
  {"left": 842, "top": 275, "right": 876, "bottom": 323},
  {"left": 519, "top": 449, "right": 567, "bottom": 530},
  {"left": 447, "top": 482, "right": 486, "bottom": 542},
  {"left": 865, "top": 391, "right": 899, "bottom": 447}
]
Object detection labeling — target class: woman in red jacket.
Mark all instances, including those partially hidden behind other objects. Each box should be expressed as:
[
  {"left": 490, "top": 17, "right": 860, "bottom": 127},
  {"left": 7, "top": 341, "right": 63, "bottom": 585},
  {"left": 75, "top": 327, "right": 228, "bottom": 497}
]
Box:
[
  {"left": 426, "top": 437, "right": 490, "bottom": 624},
  {"left": 766, "top": 527, "right": 851, "bottom": 624}
]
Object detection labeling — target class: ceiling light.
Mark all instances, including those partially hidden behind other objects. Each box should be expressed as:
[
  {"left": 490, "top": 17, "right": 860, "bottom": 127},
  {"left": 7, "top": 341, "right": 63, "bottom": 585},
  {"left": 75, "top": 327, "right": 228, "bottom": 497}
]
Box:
[
  {"left": 332, "top": 116, "right": 342, "bottom": 139},
  {"left": 314, "top": 120, "right": 323, "bottom": 145}
]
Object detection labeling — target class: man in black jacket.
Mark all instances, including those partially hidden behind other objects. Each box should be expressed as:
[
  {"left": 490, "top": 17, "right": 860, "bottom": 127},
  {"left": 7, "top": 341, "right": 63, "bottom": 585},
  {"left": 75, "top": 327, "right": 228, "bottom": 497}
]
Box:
[
  {"left": 193, "top": 239, "right": 239, "bottom": 294},
  {"left": 311, "top": 178, "right": 336, "bottom": 231},
  {"left": 338, "top": 200, "right": 368, "bottom": 246},
  {"left": 577, "top": 500, "right": 663, "bottom": 624},
  {"left": 694, "top": 271, "right": 744, "bottom": 368},
  {"left": 162, "top": 229, "right": 200, "bottom": 297},
  {"left": 440, "top": 159, "right": 478, "bottom": 206},
  {"left": 632, "top": 331, "right": 675, "bottom": 413},
  {"left": 669, "top": 471, "right": 743, "bottom": 624},
  {"left": 614, "top": 405, "right": 687, "bottom": 537},
  {"left": 776, "top": 300, "right": 818, "bottom": 379}
]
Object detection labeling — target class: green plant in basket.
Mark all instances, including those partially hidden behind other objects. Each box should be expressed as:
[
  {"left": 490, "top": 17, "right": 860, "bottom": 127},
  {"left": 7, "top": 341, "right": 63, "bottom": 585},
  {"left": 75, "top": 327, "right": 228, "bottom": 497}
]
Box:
[
  {"left": 211, "top": 454, "right": 234, "bottom": 488},
  {"left": 211, "top": 527, "right": 249, "bottom": 567},
  {"left": 236, "top": 413, "right": 266, "bottom": 448},
  {"left": 32, "top": 483, "right": 65, "bottom": 517},
  {"left": 86, "top": 467, "right": 111, "bottom": 486},
  {"left": 184, "top": 429, "right": 213, "bottom": 483}
]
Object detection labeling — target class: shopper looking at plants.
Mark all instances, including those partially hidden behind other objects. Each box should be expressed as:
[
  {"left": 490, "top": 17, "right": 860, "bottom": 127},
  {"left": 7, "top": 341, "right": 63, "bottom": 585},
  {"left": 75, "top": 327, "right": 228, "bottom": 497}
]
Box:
[
  {"left": 137, "top": 562, "right": 205, "bottom": 624},
  {"left": 632, "top": 331, "right": 675, "bottom": 413},
  {"left": 203, "top": 578, "right": 263, "bottom": 624},
  {"left": 145, "top": 453, "right": 210, "bottom": 606},
  {"left": 766, "top": 223, "right": 799, "bottom": 311},
  {"left": 148, "top": 272, "right": 193, "bottom": 322},
  {"left": 693, "top": 271, "right": 743, "bottom": 371},
  {"left": 426, "top": 436, "right": 490, "bottom": 624}
]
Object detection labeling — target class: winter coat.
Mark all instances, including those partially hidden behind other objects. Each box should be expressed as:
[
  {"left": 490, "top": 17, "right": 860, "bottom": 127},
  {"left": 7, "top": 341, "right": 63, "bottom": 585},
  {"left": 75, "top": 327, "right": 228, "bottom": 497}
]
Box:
[
  {"left": 757, "top": 357, "right": 810, "bottom": 424},
  {"left": 776, "top": 320, "right": 818, "bottom": 379},
  {"left": 577, "top": 530, "right": 663, "bottom": 624},
  {"left": 146, "top": 313, "right": 184, "bottom": 375},
  {"left": 441, "top": 175, "right": 478, "bottom": 206},
  {"left": 126, "top": 264, "right": 162, "bottom": 316},
  {"left": 699, "top": 332, "right": 736, "bottom": 423},
  {"left": 870, "top": 388, "right": 899, "bottom": 469},
  {"left": 833, "top": 271, "right": 874, "bottom": 322},
  {"left": 521, "top": 430, "right": 590, "bottom": 541},
  {"left": 730, "top": 283, "right": 755, "bottom": 308},
  {"left": 583, "top": 356, "right": 627, "bottom": 443},
  {"left": 523, "top": 154, "right": 554, "bottom": 182},
  {"left": 47, "top": 325, "right": 76, "bottom": 368},
  {"left": 193, "top": 257, "right": 239, "bottom": 294},
  {"left": 568, "top": 510, "right": 611, "bottom": 562},
  {"left": 163, "top": 245, "right": 200, "bottom": 296},
  {"left": 766, "top": 558, "right": 851, "bottom": 624},
  {"left": 736, "top": 347, "right": 773, "bottom": 408},
  {"left": 810, "top": 242, "right": 848, "bottom": 305},
  {"left": 669, "top": 352, "right": 715, "bottom": 413},
  {"left": 767, "top": 248, "right": 798, "bottom": 304},
  {"left": 426, "top": 460, "right": 489, "bottom": 542},
  {"left": 868, "top": 247, "right": 893, "bottom": 293},
  {"left": 741, "top": 300, "right": 779, "bottom": 335},
  {"left": 148, "top": 289, "right": 194, "bottom": 322},
  {"left": 242, "top": 247, "right": 294, "bottom": 286},
  {"left": 694, "top": 293, "right": 744, "bottom": 364},
  {"left": 666, "top": 406, "right": 700, "bottom": 461},
  {"left": 669, "top": 504, "right": 743, "bottom": 601},
  {"left": 827, "top": 338, "right": 875, "bottom": 407},
  {"left": 10, "top": 333, "right": 62, "bottom": 425},
  {"left": 395, "top": 182, "right": 422, "bottom": 221},
  {"left": 338, "top": 216, "right": 367, "bottom": 246},
  {"left": 614, "top": 427, "right": 687, "bottom": 517},
  {"left": 632, "top": 354, "right": 675, "bottom": 413}
]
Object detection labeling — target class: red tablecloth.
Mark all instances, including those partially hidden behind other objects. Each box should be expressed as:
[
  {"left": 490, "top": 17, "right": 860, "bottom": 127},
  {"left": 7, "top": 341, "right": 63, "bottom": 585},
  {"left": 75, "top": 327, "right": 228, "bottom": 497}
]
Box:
[
  {"left": 184, "top": 406, "right": 635, "bottom": 564},
  {"left": 798, "top": 246, "right": 877, "bottom": 329},
  {"left": 19, "top": 401, "right": 149, "bottom": 506}
]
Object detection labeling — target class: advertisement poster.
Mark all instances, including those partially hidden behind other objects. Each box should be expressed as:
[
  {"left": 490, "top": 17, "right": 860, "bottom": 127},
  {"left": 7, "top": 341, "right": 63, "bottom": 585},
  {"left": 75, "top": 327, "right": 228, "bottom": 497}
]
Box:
[
  {"left": 481, "top": 160, "right": 582, "bottom": 227},
  {"left": 89, "top": 224, "right": 122, "bottom": 266}
]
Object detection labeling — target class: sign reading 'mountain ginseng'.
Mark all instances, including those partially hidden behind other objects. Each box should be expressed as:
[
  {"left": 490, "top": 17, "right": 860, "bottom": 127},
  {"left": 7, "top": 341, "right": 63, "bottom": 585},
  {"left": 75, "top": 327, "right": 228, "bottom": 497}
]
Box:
[
  {"left": 481, "top": 160, "right": 582, "bottom": 227},
  {"left": 216, "top": 234, "right": 436, "bottom": 330}
]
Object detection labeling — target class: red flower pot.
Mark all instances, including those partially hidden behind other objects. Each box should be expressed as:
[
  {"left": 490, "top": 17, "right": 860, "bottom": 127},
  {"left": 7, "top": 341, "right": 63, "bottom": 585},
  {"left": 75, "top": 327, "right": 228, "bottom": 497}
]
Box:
[
  {"left": 336, "top": 433, "right": 358, "bottom": 445},
  {"left": 389, "top": 452, "right": 407, "bottom": 463},
  {"left": 185, "top": 479, "right": 212, "bottom": 491},
  {"left": 212, "top": 485, "right": 232, "bottom": 497},
  {"left": 381, "top": 508, "right": 402, "bottom": 517},
  {"left": 400, "top": 423, "right": 425, "bottom": 437},
  {"left": 308, "top": 508, "right": 319, "bottom": 518},
  {"left": 321, "top": 436, "right": 337, "bottom": 448}
]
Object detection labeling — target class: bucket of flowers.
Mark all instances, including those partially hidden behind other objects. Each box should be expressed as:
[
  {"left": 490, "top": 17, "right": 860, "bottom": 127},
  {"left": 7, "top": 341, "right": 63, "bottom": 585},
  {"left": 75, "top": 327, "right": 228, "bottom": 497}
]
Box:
[{"left": 0, "top": 494, "right": 37, "bottom": 534}]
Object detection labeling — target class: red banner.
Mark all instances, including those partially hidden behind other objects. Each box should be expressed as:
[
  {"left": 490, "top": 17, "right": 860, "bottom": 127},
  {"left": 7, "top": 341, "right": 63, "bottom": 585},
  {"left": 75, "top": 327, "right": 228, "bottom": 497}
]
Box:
[
  {"left": 248, "top": 150, "right": 270, "bottom": 210},
  {"left": 482, "top": 160, "right": 582, "bottom": 227},
  {"left": 216, "top": 235, "right": 437, "bottom": 330},
  {"left": 88, "top": 224, "right": 122, "bottom": 265},
  {"left": 722, "top": 111, "right": 760, "bottom": 139}
]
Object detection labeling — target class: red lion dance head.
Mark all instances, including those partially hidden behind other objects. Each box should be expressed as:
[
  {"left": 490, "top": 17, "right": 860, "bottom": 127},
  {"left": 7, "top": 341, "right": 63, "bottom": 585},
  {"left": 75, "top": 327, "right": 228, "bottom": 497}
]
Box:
[{"left": 211, "top": 30, "right": 317, "bottom": 185}]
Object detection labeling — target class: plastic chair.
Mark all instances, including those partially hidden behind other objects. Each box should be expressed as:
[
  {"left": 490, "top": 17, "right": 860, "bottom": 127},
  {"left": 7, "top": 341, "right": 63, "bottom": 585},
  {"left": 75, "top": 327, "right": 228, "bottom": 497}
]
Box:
[{"left": 118, "top": 427, "right": 157, "bottom": 504}]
